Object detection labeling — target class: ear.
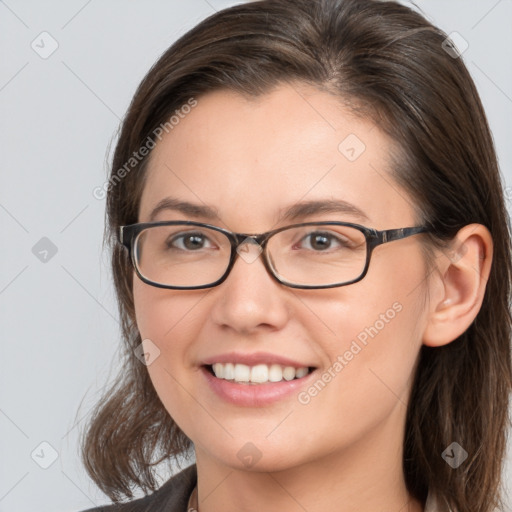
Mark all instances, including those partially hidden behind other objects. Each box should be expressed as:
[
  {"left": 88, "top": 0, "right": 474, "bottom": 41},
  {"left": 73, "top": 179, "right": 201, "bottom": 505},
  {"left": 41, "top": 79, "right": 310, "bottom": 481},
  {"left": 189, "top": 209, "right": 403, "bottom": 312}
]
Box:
[{"left": 422, "top": 224, "right": 493, "bottom": 347}]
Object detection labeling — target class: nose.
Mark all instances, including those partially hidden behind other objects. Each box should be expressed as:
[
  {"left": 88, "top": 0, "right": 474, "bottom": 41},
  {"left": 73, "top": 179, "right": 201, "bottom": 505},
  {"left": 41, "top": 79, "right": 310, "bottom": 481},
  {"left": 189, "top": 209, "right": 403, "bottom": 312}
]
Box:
[{"left": 209, "top": 239, "right": 291, "bottom": 334}]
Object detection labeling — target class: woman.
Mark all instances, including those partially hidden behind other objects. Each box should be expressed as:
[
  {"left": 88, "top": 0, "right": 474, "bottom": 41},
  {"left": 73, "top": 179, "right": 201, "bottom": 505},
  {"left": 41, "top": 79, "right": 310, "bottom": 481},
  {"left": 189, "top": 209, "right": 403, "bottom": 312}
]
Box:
[{"left": 80, "top": 0, "right": 512, "bottom": 511}]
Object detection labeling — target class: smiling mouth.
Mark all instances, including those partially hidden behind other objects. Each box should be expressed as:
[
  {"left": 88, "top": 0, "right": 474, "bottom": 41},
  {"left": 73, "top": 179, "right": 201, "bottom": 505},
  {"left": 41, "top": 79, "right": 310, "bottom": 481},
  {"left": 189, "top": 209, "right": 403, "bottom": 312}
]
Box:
[{"left": 205, "top": 363, "right": 315, "bottom": 384}]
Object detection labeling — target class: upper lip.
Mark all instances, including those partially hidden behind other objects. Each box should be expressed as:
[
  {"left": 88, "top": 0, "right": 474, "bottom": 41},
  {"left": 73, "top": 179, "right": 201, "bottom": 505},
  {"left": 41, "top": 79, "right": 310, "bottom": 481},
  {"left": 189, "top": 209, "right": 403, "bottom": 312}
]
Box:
[{"left": 201, "top": 351, "right": 315, "bottom": 368}]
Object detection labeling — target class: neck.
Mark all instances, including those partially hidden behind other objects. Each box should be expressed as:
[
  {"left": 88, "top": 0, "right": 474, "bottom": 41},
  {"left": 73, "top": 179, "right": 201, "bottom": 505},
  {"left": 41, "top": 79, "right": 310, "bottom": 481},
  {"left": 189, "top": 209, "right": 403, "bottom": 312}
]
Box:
[{"left": 193, "top": 409, "right": 425, "bottom": 512}]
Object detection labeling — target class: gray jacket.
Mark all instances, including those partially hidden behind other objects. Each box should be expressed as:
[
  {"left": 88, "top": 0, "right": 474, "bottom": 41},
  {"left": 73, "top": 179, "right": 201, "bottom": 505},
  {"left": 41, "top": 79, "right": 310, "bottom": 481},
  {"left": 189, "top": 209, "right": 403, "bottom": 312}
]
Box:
[{"left": 81, "top": 464, "right": 197, "bottom": 512}]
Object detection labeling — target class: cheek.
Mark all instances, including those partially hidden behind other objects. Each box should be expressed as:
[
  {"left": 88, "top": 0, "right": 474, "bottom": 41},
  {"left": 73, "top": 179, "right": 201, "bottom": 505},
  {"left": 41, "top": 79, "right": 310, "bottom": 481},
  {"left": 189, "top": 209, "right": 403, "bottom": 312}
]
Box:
[
  {"left": 133, "top": 277, "right": 205, "bottom": 346},
  {"left": 133, "top": 277, "right": 169, "bottom": 338},
  {"left": 133, "top": 279, "right": 210, "bottom": 432},
  {"left": 295, "top": 250, "right": 427, "bottom": 435}
]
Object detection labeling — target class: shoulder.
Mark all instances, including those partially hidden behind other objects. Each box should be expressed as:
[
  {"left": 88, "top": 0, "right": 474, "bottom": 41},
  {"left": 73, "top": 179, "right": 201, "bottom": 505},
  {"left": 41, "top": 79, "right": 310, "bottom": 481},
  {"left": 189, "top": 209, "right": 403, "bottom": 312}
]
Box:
[{"left": 79, "top": 464, "right": 197, "bottom": 512}]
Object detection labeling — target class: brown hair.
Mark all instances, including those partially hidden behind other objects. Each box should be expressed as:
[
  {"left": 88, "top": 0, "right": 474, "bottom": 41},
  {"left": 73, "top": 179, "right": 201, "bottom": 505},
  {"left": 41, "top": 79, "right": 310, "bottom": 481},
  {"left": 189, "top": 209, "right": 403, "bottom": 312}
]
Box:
[{"left": 80, "top": 1, "right": 512, "bottom": 510}]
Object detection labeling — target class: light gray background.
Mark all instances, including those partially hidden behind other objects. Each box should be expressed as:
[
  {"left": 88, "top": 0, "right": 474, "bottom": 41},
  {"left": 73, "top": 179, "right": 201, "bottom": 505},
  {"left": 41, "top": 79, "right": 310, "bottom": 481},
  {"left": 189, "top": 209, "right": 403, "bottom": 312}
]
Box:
[{"left": 1, "top": 1, "right": 511, "bottom": 511}]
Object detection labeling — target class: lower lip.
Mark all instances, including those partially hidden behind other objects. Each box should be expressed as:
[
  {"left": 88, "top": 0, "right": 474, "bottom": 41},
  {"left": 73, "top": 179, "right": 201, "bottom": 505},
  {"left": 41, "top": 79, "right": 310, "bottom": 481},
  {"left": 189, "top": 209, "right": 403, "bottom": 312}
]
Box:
[{"left": 201, "top": 366, "right": 316, "bottom": 407}]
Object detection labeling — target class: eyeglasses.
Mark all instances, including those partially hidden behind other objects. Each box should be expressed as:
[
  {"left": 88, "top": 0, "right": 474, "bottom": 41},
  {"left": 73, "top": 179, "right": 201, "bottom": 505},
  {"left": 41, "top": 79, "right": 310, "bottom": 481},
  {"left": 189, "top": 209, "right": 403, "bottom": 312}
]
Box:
[{"left": 119, "top": 220, "right": 430, "bottom": 290}]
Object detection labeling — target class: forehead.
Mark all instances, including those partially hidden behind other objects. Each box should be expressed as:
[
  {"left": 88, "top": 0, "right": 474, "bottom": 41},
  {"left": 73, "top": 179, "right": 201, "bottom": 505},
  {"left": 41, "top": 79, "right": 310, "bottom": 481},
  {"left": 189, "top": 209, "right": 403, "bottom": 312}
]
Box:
[{"left": 139, "top": 83, "right": 414, "bottom": 230}]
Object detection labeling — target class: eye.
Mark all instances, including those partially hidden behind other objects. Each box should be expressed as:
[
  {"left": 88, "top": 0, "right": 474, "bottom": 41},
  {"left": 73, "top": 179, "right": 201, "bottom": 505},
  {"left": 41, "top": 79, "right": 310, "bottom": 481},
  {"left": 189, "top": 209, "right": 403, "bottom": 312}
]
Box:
[
  {"left": 167, "top": 231, "right": 216, "bottom": 251},
  {"left": 295, "top": 231, "right": 350, "bottom": 251}
]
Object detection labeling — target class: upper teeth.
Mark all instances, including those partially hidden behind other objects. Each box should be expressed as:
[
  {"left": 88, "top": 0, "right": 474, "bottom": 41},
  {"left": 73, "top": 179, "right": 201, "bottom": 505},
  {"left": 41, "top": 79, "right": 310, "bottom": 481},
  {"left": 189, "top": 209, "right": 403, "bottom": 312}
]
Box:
[{"left": 211, "top": 363, "right": 309, "bottom": 383}]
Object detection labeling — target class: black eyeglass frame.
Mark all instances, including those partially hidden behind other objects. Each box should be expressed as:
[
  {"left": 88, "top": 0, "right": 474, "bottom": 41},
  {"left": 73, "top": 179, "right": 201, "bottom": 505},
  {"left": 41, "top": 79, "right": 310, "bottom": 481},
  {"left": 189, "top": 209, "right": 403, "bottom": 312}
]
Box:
[{"left": 119, "top": 220, "right": 430, "bottom": 290}]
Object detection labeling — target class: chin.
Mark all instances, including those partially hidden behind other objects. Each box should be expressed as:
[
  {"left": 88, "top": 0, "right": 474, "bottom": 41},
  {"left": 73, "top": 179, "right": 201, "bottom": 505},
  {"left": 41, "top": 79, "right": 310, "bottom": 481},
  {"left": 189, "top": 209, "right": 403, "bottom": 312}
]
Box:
[{"left": 196, "top": 436, "right": 309, "bottom": 474}]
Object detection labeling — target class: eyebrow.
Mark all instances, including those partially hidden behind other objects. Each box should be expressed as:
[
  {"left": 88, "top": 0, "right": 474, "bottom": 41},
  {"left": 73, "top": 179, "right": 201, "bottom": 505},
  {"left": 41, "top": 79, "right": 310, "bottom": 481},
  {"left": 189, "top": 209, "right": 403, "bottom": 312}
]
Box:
[
  {"left": 148, "top": 197, "right": 369, "bottom": 224},
  {"left": 278, "top": 199, "right": 369, "bottom": 223},
  {"left": 149, "top": 197, "right": 219, "bottom": 222}
]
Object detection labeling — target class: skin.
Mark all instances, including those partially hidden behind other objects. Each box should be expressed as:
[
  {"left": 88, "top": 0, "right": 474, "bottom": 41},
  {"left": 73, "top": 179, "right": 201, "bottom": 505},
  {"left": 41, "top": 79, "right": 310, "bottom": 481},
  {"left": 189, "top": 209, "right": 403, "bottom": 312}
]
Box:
[{"left": 133, "top": 83, "right": 492, "bottom": 512}]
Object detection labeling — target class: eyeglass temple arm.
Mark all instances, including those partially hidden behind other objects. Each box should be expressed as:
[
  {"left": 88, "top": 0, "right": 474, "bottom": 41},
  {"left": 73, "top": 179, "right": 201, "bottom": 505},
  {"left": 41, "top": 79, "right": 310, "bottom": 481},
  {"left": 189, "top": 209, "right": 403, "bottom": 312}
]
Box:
[
  {"left": 377, "top": 226, "right": 429, "bottom": 244},
  {"left": 119, "top": 226, "right": 133, "bottom": 249},
  {"left": 118, "top": 226, "right": 126, "bottom": 246}
]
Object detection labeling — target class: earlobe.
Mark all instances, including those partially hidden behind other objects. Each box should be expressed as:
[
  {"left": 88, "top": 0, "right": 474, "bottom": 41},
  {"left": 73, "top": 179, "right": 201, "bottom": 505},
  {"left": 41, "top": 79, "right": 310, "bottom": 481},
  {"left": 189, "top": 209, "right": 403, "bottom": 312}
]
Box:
[{"left": 422, "top": 224, "right": 493, "bottom": 347}]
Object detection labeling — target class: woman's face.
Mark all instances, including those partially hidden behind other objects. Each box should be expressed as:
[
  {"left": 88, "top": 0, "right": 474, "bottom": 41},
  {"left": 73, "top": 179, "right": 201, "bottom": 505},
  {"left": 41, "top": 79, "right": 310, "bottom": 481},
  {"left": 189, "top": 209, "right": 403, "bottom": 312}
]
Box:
[{"left": 133, "top": 83, "right": 430, "bottom": 473}]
